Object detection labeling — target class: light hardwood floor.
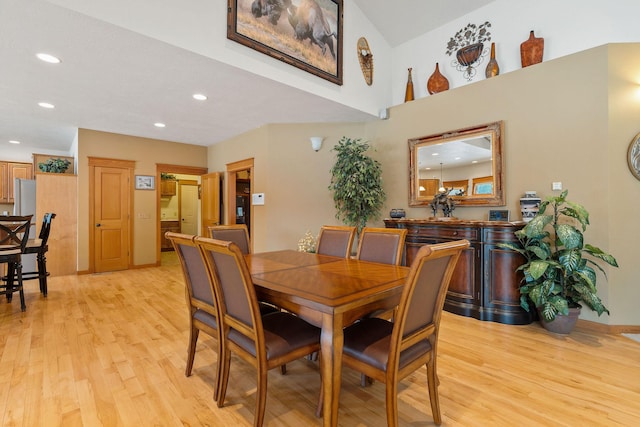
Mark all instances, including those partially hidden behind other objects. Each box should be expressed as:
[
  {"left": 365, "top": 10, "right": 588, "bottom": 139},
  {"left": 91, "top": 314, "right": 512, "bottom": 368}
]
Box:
[{"left": 1, "top": 264, "right": 639, "bottom": 426}]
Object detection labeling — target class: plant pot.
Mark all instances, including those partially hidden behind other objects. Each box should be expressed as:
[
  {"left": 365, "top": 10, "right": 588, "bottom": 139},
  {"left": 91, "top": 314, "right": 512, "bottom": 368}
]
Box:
[
  {"left": 456, "top": 43, "right": 484, "bottom": 66},
  {"left": 537, "top": 306, "right": 580, "bottom": 335}
]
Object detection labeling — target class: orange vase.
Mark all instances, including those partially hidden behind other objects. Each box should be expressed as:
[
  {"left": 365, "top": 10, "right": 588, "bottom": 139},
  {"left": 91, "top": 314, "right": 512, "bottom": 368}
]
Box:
[
  {"left": 427, "top": 63, "right": 449, "bottom": 95},
  {"left": 404, "top": 68, "right": 415, "bottom": 102},
  {"left": 485, "top": 42, "right": 499, "bottom": 78}
]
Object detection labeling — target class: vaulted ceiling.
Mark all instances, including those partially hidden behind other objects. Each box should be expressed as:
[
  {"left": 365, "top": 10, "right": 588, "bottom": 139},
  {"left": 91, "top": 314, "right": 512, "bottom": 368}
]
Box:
[{"left": 0, "top": 0, "right": 493, "bottom": 155}]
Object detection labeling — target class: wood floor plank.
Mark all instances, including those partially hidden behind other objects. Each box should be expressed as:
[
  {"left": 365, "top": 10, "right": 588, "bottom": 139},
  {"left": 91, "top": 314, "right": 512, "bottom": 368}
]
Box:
[{"left": 0, "top": 263, "right": 639, "bottom": 426}]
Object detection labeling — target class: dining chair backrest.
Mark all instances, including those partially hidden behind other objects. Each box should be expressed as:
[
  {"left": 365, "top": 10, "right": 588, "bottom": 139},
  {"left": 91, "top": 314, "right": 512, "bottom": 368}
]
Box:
[
  {"left": 208, "top": 224, "right": 251, "bottom": 255},
  {"left": 316, "top": 225, "right": 356, "bottom": 258},
  {"left": 167, "top": 232, "right": 216, "bottom": 313},
  {"left": 196, "top": 236, "right": 259, "bottom": 337},
  {"left": 0, "top": 215, "right": 33, "bottom": 252},
  {"left": 36, "top": 213, "right": 56, "bottom": 246},
  {"left": 355, "top": 227, "right": 408, "bottom": 266},
  {"left": 394, "top": 240, "right": 469, "bottom": 343}
]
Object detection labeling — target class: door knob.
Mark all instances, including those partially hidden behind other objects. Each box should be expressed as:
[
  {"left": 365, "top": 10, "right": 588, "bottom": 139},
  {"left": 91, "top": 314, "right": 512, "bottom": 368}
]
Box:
[{"left": 96, "top": 223, "right": 101, "bottom": 227}]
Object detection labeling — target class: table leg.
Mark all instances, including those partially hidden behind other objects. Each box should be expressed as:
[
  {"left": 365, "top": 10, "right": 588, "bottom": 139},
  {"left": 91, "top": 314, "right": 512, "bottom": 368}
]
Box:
[{"left": 320, "top": 312, "right": 343, "bottom": 427}]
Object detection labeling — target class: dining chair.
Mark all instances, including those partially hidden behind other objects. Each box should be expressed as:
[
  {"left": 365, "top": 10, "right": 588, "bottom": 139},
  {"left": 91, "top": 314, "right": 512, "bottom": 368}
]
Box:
[
  {"left": 208, "top": 224, "right": 251, "bottom": 255},
  {"left": 316, "top": 225, "right": 356, "bottom": 258},
  {"left": 166, "top": 232, "right": 222, "bottom": 401},
  {"left": 354, "top": 226, "right": 409, "bottom": 386},
  {"left": 355, "top": 227, "right": 408, "bottom": 266},
  {"left": 195, "top": 236, "right": 321, "bottom": 427},
  {"left": 208, "top": 223, "right": 280, "bottom": 317},
  {"left": 21, "top": 213, "right": 56, "bottom": 297},
  {"left": 0, "top": 215, "right": 33, "bottom": 311},
  {"left": 336, "top": 239, "right": 470, "bottom": 426}
]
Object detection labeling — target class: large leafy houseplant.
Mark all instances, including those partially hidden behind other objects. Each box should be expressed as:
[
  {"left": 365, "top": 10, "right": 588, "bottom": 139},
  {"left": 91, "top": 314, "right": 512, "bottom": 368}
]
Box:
[
  {"left": 500, "top": 190, "right": 618, "bottom": 323},
  {"left": 328, "top": 137, "right": 386, "bottom": 235}
]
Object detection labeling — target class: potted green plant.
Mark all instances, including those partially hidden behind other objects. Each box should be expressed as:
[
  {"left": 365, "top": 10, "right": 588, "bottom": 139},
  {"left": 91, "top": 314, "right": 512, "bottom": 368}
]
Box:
[
  {"left": 328, "top": 137, "right": 386, "bottom": 235},
  {"left": 500, "top": 190, "right": 618, "bottom": 334},
  {"left": 38, "top": 158, "right": 71, "bottom": 173}
]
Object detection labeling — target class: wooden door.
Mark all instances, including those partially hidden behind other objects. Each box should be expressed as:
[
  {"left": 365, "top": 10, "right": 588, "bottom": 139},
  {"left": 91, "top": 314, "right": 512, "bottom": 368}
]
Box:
[
  {"left": 201, "top": 172, "right": 221, "bottom": 235},
  {"left": 179, "top": 180, "right": 198, "bottom": 235},
  {"left": 90, "top": 158, "right": 133, "bottom": 273}
]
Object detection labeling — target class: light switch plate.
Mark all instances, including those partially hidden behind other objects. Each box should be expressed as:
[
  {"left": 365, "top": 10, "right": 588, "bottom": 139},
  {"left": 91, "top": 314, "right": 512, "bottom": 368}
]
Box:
[
  {"left": 552, "top": 182, "right": 562, "bottom": 191},
  {"left": 252, "top": 193, "right": 265, "bottom": 205}
]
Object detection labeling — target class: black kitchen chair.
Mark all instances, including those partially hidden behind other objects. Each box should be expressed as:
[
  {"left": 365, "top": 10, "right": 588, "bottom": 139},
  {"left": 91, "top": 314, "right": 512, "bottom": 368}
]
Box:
[
  {"left": 21, "top": 213, "right": 56, "bottom": 296},
  {"left": 0, "top": 215, "right": 33, "bottom": 311}
]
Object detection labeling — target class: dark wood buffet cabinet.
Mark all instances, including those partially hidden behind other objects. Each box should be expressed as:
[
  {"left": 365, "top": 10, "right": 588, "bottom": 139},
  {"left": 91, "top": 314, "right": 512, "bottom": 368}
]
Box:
[{"left": 384, "top": 218, "right": 533, "bottom": 325}]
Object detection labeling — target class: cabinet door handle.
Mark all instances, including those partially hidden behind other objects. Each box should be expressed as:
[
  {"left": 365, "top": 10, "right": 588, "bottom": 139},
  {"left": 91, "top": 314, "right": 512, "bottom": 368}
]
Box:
[{"left": 96, "top": 223, "right": 101, "bottom": 227}]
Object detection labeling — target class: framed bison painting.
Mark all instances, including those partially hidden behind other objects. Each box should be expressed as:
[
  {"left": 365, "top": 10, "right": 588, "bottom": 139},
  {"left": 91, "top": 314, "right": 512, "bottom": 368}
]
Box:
[{"left": 227, "top": 0, "right": 343, "bottom": 85}]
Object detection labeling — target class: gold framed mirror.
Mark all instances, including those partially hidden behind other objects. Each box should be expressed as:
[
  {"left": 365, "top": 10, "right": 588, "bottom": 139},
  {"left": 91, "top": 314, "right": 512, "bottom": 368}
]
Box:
[{"left": 409, "top": 121, "right": 505, "bottom": 207}]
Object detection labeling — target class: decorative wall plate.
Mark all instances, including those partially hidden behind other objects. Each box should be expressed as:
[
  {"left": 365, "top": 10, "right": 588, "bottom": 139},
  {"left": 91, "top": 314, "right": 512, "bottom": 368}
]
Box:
[
  {"left": 357, "top": 37, "right": 373, "bottom": 85},
  {"left": 628, "top": 133, "right": 640, "bottom": 180}
]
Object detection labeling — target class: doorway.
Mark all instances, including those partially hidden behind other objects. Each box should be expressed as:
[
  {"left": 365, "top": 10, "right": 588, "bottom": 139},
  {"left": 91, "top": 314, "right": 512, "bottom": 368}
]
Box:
[
  {"left": 88, "top": 157, "right": 135, "bottom": 273},
  {"left": 156, "top": 164, "right": 208, "bottom": 265},
  {"left": 179, "top": 180, "right": 198, "bottom": 235},
  {"left": 226, "top": 158, "right": 254, "bottom": 239}
]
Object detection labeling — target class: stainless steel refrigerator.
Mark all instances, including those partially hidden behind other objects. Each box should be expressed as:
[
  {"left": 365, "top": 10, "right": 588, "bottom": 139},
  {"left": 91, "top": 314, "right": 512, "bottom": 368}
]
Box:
[{"left": 13, "top": 178, "right": 37, "bottom": 271}]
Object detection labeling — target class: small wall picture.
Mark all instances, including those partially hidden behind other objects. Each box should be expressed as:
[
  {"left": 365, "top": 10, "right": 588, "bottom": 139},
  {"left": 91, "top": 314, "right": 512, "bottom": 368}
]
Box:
[{"left": 135, "top": 175, "right": 155, "bottom": 190}]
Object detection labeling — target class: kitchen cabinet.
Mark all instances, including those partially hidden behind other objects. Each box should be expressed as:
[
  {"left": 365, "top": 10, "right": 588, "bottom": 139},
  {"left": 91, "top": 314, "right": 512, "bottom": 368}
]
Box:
[
  {"left": 160, "top": 220, "right": 180, "bottom": 251},
  {"left": 384, "top": 218, "right": 533, "bottom": 325},
  {"left": 0, "top": 161, "right": 34, "bottom": 203},
  {"left": 160, "top": 179, "right": 177, "bottom": 197}
]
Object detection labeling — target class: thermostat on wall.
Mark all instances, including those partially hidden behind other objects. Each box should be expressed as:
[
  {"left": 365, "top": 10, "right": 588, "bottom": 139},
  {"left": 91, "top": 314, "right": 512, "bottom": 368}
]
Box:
[{"left": 252, "top": 193, "right": 265, "bottom": 205}]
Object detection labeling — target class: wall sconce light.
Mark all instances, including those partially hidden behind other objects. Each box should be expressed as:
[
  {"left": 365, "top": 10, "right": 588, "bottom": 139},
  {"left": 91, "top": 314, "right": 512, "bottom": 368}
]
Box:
[{"left": 310, "top": 136, "right": 324, "bottom": 152}]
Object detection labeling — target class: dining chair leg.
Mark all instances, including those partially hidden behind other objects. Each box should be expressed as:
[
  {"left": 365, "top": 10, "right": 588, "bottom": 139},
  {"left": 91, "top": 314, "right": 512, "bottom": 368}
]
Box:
[
  {"left": 255, "top": 368, "right": 268, "bottom": 427},
  {"left": 216, "top": 347, "right": 232, "bottom": 407},
  {"left": 37, "top": 252, "right": 48, "bottom": 297},
  {"left": 5, "top": 262, "right": 15, "bottom": 302},
  {"left": 385, "top": 378, "right": 400, "bottom": 427},
  {"left": 185, "top": 326, "right": 199, "bottom": 377},
  {"left": 14, "top": 261, "right": 26, "bottom": 312},
  {"left": 427, "top": 360, "right": 442, "bottom": 425}
]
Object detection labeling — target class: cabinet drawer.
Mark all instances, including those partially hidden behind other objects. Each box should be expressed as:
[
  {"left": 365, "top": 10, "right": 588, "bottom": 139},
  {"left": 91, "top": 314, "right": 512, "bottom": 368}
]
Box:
[{"left": 408, "top": 226, "right": 478, "bottom": 241}]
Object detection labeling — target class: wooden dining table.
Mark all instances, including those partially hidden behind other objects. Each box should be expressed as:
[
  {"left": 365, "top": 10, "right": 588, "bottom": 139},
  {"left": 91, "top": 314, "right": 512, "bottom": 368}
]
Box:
[{"left": 245, "top": 250, "right": 410, "bottom": 427}]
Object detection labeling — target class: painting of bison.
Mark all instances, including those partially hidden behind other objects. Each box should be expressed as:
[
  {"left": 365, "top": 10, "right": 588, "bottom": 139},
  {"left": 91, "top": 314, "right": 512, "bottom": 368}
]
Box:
[{"left": 227, "top": 0, "right": 343, "bottom": 85}]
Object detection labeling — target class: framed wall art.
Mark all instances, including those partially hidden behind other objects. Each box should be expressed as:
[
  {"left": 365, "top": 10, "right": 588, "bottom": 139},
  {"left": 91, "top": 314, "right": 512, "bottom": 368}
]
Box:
[
  {"left": 135, "top": 175, "right": 155, "bottom": 190},
  {"left": 628, "top": 132, "right": 640, "bottom": 181},
  {"left": 227, "top": 0, "right": 343, "bottom": 85}
]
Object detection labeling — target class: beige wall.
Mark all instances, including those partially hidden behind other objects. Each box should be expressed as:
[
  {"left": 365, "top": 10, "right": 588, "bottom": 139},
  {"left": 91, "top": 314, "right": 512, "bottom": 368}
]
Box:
[
  {"left": 208, "top": 44, "right": 640, "bottom": 326},
  {"left": 77, "top": 129, "right": 208, "bottom": 270}
]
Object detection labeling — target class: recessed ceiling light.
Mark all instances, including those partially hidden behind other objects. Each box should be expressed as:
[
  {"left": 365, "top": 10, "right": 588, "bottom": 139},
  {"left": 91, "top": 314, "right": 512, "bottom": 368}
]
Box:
[
  {"left": 9, "top": 140, "right": 20, "bottom": 144},
  {"left": 38, "top": 102, "right": 55, "bottom": 109},
  {"left": 192, "top": 93, "right": 207, "bottom": 101},
  {"left": 36, "top": 53, "right": 61, "bottom": 64},
  {"left": 154, "top": 122, "right": 166, "bottom": 128}
]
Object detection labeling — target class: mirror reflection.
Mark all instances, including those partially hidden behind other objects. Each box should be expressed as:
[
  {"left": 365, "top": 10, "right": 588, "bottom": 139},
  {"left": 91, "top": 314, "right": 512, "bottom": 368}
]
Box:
[{"left": 409, "top": 121, "right": 505, "bottom": 207}]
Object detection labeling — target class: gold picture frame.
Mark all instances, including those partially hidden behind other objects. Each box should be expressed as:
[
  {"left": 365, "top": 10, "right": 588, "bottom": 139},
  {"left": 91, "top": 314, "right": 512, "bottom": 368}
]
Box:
[{"left": 227, "top": 0, "right": 343, "bottom": 85}]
